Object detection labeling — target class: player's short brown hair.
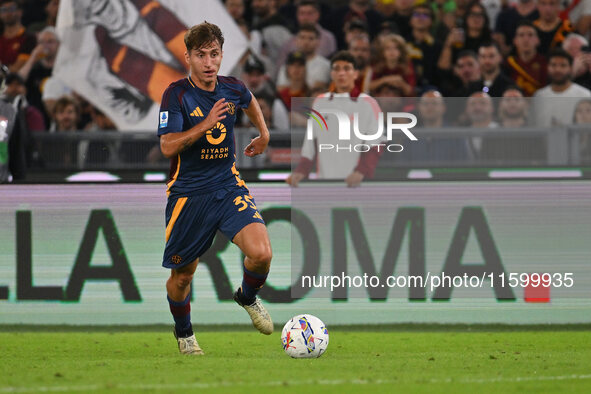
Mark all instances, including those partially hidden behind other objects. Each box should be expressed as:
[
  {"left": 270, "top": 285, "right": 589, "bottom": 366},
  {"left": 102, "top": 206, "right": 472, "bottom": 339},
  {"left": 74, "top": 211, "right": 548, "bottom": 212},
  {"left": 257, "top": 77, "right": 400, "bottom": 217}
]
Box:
[{"left": 184, "top": 22, "right": 225, "bottom": 51}]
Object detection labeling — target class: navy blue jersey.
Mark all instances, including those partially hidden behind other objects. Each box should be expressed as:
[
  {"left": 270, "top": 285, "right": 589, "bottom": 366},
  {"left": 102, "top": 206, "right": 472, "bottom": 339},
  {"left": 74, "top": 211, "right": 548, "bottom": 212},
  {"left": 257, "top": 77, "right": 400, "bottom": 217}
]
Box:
[{"left": 158, "top": 75, "right": 252, "bottom": 197}]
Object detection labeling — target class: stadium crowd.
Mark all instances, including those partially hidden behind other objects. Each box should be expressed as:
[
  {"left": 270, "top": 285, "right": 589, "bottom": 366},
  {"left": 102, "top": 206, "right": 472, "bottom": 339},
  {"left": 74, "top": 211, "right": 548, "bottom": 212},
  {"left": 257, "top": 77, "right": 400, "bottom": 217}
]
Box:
[{"left": 2, "top": 0, "right": 591, "bottom": 179}]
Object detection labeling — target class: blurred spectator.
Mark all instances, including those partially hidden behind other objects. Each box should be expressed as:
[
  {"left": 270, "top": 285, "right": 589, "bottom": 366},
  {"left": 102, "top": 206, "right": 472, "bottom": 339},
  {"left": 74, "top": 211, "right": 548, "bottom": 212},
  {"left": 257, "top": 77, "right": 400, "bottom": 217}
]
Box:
[
  {"left": 566, "top": 0, "right": 591, "bottom": 38},
  {"left": 81, "top": 106, "right": 118, "bottom": 166},
  {"left": 278, "top": 0, "right": 337, "bottom": 65},
  {"left": 27, "top": 0, "right": 59, "bottom": 33},
  {"left": 327, "top": 0, "right": 384, "bottom": 50},
  {"left": 407, "top": 4, "right": 442, "bottom": 90},
  {"left": 505, "top": 20, "right": 548, "bottom": 96},
  {"left": 224, "top": 0, "right": 245, "bottom": 23},
  {"left": 432, "top": 0, "right": 461, "bottom": 43},
  {"left": 438, "top": 0, "right": 492, "bottom": 71},
  {"left": 254, "top": 93, "right": 276, "bottom": 129},
  {"left": 387, "top": 0, "right": 414, "bottom": 40},
  {"left": 242, "top": 58, "right": 276, "bottom": 99},
  {"left": 418, "top": 90, "right": 447, "bottom": 128},
  {"left": 470, "top": 41, "right": 514, "bottom": 97},
  {"left": 276, "top": 24, "right": 330, "bottom": 90},
  {"left": 374, "top": 0, "right": 397, "bottom": 19},
  {"left": 574, "top": 98, "right": 591, "bottom": 164},
  {"left": 348, "top": 35, "right": 373, "bottom": 93},
  {"left": 229, "top": 19, "right": 273, "bottom": 80},
  {"left": 481, "top": 0, "right": 501, "bottom": 30},
  {"left": 497, "top": 87, "right": 530, "bottom": 127},
  {"left": 465, "top": 91, "right": 498, "bottom": 128},
  {"left": 563, "top": 33, "right": 591, "bottom": 90},
  {"left": 439, "top": 50, "right": 482, "bottom": 97},
  {"left": 251, "top": 0, "right": 293, "bottom": 63},
  {"left": 481, "top": 87, "right": 547, "bottom": 164},
  {"left": 370, "top": 34, "right": 415, "bottom": 96},
  {"left": 465, "top": 91, "right": 497, "bottom": 156},
  {"left": 240, "top": 58, "right": 289, "bottom": 130},
  {"left": 534, "top": 48, "right": 591, "bottom": 126},
  {"left": 372, "top": 82, "right": 404, "bottom": 98},
  {"left": 493, "top": 0, "right": 539, "bottom": 56},
  {"left": 343, "top": 19, "right": 370, "bottom": 47},
  {"left": 2, "top": 72, "right": 45, "bottom": 133},
  {"left": 51, "top": 95, "right": 79, "bottom": 133},
  {"left": 17, "top": 26, "right": 59, "bottom": 125},
  {"left": 46, "top": 95, "right": 80, "bottom": 166},
  {"left": 400, "top": 90, "right": 471, "bottom": 163},
  {"left": 0, "top": 64, "right": 29, "bottom": 181},
  {"left": 534, "top": 0, "right": 574, "bottom": 55},
  {"left": 574, "top": 98, "right": 591, "bottom": 123},
  {"left": 277, "top": 52, "right": 308, "bottom": 111},
  {"left": 0, "top": 0, "right": 36, "bottom": 72}
]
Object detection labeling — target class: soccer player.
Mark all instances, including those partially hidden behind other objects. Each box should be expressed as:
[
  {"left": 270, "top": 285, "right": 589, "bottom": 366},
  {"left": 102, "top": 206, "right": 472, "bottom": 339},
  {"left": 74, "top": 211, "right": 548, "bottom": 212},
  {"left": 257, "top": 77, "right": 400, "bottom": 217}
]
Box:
[{"left": 158, "top": 22, "right": 273, "bottom": 355}]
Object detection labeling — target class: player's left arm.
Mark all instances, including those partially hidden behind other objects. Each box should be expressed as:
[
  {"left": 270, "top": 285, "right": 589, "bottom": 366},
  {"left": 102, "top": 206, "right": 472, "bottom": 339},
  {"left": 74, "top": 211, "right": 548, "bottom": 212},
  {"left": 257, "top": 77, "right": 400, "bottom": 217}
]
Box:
[{"left": 242, "top": 92, "right": 270, "bottom": 157}]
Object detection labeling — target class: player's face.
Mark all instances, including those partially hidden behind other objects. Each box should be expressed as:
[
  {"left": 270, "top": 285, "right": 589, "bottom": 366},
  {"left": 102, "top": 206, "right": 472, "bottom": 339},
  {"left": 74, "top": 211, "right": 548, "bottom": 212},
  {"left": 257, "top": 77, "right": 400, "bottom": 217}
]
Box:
[
  {"left": 330, "top": 60, "right": 358, "bottom": 93},
  {"left": 186, "top": 41, "right": 223, "bottom": 85}
]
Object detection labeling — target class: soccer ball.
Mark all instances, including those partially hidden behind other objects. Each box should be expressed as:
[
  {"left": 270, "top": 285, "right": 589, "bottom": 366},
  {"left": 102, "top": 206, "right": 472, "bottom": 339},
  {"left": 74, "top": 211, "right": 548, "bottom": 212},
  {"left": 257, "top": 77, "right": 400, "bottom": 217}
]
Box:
[{"left": 281, "top": 314, "right": 329, "bottom": 358}]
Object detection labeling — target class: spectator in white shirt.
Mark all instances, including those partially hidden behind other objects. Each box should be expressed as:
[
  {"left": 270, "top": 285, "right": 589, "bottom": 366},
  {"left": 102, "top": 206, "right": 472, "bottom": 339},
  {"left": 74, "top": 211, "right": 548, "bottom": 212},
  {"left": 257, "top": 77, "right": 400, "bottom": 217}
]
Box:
[
  {"left": 276, "top": 24, "right": 331, "bottom": 90},
  {"left": 277, "top": 0, "right": 337, "bottom": 66},
  {"left": 534, "top": 48, "right": 591, "bottom": 126}
]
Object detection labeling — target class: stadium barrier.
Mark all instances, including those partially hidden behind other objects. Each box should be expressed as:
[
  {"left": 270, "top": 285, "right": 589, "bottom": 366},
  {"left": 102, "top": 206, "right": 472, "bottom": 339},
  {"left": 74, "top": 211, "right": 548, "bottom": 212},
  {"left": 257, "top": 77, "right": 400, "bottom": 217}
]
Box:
[{"left": 0, "top": 182, "right": 589, "bottom": 325}]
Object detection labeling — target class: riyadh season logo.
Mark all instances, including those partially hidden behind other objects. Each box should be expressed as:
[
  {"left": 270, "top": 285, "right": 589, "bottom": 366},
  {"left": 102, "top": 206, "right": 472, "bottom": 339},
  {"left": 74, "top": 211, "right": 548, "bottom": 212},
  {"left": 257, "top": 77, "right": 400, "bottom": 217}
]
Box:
[{"left": 303, "top": 106, "right": 418, "bottom": 153}]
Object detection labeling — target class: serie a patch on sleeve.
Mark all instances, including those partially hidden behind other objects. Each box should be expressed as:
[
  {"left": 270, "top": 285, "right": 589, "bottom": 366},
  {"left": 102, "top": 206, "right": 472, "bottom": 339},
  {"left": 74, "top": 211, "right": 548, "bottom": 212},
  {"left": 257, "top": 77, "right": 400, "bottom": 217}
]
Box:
[{"left": 159, "top": 111, "right": 168, "bottom": 128}]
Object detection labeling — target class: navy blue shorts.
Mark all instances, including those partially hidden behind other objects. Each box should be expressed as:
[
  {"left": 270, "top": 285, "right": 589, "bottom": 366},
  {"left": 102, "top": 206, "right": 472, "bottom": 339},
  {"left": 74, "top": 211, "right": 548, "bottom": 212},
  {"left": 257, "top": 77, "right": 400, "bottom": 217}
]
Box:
[{"left": 162, "top": 186, "right": 265, "bottom": 269}]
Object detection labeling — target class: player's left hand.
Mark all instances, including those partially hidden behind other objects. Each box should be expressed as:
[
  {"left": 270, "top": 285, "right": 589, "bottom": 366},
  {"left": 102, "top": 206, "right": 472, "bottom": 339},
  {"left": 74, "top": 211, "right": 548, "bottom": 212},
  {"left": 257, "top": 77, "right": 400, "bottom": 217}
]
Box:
[
  {"left": 244, "top": 135, "right": 269, "bottom": 157},
  {"left": 345, "top": 171, "right": 364, "bottom": 187}
]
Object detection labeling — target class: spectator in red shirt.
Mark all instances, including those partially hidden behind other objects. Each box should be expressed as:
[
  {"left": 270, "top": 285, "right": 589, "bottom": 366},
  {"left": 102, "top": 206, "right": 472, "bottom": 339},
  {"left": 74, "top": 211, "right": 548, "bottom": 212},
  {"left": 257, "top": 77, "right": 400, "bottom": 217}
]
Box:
[
  {"left": 370, "top": 34, "right": 416, "bottom": 96},
  {"left": 278, "top": 52, "right": 309, "bottom": 111},
  {"left": 0, "top": 0, "right": 36, "bottom": 72}
]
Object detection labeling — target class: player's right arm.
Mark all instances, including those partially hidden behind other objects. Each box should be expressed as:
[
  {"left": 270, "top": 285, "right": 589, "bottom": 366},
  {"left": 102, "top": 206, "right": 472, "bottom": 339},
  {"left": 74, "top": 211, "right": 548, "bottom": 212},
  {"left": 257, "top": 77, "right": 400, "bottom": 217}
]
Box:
[{"left": 159, "top": 97, "right": 228, "bottom": 158}]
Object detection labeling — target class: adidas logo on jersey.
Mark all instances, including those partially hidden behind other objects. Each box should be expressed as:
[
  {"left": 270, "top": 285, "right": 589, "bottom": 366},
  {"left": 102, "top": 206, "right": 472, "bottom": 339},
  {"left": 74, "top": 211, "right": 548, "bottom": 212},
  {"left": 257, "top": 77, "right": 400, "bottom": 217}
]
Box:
[{"left": 190, "top": 107, "right": 204, "bottom": 117}]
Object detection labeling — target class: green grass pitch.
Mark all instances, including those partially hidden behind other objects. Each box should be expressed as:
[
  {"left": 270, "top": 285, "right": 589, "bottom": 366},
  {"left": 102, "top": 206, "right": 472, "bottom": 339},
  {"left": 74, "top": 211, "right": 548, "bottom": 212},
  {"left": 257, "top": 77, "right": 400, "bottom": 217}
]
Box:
[{"left": 1, "top": 326, "right": 590, "bottom": 393}]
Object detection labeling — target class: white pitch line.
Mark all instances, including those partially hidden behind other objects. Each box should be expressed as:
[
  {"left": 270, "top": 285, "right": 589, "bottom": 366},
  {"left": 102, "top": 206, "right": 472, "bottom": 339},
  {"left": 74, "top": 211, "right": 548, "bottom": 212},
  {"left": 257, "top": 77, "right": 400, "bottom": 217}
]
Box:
[{"left": 1, "top": 374, "right": 590, "bottom": 392}]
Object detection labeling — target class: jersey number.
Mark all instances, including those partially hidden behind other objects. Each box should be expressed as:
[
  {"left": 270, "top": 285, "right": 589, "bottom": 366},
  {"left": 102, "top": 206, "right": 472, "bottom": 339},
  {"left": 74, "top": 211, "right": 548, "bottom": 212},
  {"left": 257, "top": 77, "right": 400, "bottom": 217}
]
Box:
[{"left": 233, "top": 195, "right": 263, "bottom": 220}]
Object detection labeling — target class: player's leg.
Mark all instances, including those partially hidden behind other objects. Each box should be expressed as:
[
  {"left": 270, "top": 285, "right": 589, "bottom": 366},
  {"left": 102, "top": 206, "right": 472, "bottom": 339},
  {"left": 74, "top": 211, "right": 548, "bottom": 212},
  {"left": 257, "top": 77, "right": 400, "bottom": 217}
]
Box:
[
  {"left": 232, "top": 222, "right": 272, "bottom": 303},
  {"left": 166, "top": 258, "right": 197, "bottom": 335},
  {"left": 166, "top": 258, "right": 203, "bottom": 355},
  {"left": 162, "top": 193, "right": 219, "bottom": 355},
  {"left": 232, "top": 222, "right": 274, "bottom": 334}
]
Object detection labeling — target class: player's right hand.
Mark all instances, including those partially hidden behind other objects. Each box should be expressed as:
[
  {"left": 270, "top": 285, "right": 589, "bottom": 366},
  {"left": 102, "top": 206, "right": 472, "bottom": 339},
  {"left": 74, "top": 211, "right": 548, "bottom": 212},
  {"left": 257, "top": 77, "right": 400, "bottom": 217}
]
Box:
[
  {"left": 202, "top": 98, "right": 228, "bottom": 130},
  {"left": 286, "top": 172, "right": 305, "bottom": 187}
]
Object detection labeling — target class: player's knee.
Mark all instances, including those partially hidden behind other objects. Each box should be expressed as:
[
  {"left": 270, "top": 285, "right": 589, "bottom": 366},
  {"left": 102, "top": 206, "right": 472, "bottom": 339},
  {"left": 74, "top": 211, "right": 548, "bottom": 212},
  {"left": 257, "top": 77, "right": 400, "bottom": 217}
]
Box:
[
  {"left": 173, "top": 272, "right": 194, "bottom": 289},
  {"left": 249, "top": 246, "right": 272, "bottom": 268}
]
